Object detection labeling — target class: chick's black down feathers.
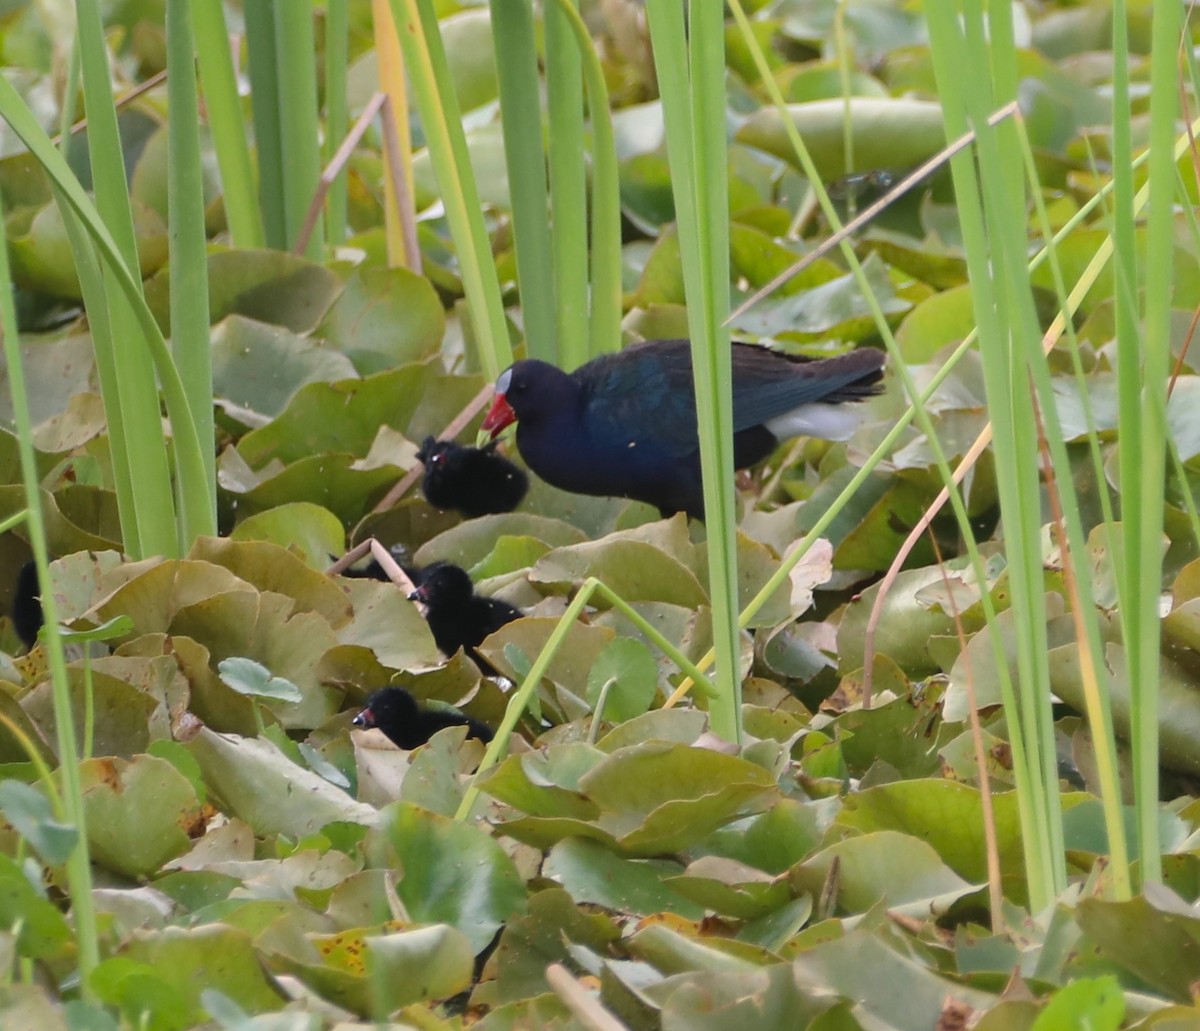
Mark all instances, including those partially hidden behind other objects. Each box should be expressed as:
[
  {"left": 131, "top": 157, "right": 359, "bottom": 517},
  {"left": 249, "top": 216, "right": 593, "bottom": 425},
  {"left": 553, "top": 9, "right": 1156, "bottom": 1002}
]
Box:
[
  {"left": 417, "top": 437, "right": 528, "bottom": 517},
  {"left": 410, "top": 561, "right": 523, "bottom": 660},
  {"left": 351, "top": 686, "right": 493, "bottom": 749},
  {"left": 12, "top": 560, "right": 43, "bottom": 650}
]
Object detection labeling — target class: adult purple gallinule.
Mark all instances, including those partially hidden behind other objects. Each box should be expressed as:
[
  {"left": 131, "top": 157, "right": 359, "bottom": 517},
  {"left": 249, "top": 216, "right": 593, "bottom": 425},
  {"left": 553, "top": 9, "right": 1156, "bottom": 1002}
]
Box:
[{"left": 481, "top": 339, "right": 885, "bottom": 519}]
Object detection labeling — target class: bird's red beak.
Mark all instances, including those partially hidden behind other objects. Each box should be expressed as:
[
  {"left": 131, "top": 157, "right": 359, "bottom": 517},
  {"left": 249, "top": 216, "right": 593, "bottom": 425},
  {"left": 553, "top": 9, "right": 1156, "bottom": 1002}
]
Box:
[{"left": 480, "top": 393, "right": 516, "bottom": 439}]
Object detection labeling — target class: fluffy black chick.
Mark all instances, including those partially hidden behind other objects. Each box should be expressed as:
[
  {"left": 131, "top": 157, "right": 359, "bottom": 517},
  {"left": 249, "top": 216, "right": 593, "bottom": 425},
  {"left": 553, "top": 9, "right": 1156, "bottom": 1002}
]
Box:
[
  {"left": 410, "top": 561, "right": 523, "bottom": 664},
  {"left": 351, "top": 685, "right": 494, "bottom": 749},
  {"left": 12, "top": 560, "right": 43, "bottom": 650},
  {"left": 417, "top": 437, "right": 528, "bottom": 518}
]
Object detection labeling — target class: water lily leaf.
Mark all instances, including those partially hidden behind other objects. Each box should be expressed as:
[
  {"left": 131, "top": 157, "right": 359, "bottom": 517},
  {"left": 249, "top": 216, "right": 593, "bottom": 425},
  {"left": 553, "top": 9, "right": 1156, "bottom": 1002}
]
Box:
[
  {"left": 23, "top": 668, "right": 156, "bottom": 759},
  {"left": 211, "top": 315, "right": 358, "bottom": 421},
  {"left": 316, "top": 266, "right": 444, "bottom": 375},
  {"left": 470, "top": 535, "right": 553, "bottom": 580},
  {"left": 217, "top": 657, "right": 302, "bottom": 704},
  {"left": 414, "top": 123, "right": 510, "bottom": 211},
  {"left": 229, "top": 502, "right": 346, "bottom": 570},
  {"left": 544, "top": 838, "right": 704, "bottom": 919},
  {"left": 0, "top": 853, "right": 71, "bottom": 959},
  {"left": 533, "top": 540, "right": 708, "bottom": 609},
  {"left": 415, "top": 513, "right": 587, "bottom": 570},
  {"left": 791, "top": 830, "right": 979, "bottom": 916},
  {"left": 187, "top": 537, "right": 351, "bottom": 628},
  {"left": 477, "top": 744, "right": 606, "bottom": 820},
  {"left": 336, "top": 578, "right": 440, "bottom": 672},
  {"left": 588, "top": 638, "right": 658, "bottom": 723},
  {"left": 1075, "top": 889, "right": 1200, "bottom": 1003},
  {"left": 364, "top": 924, "right": 475, "bottom": 1009},
  {"left": 837, "top": 568, "right": 956, "bottom": 681},
  {"left": 94, "top": 925, "right": 284, "bottom": 1024},
  {"left": 581, "top": 741, "right": 780, "bottom": 854},
  {"left": 221, "top": 452, "right": 402, "bottom": 526},
  {"left": 375, "top": 801, "right": 527, "bottom": 952},
  {"left": 789, "top": 925, "right": 999, "bottom": 1028},
  {"left": 838, "top": 781, "right": 1025, "bottom": 884},
  {"left": 0, "top": 333, "right": 97, "bottom": 430},
  {"left": 169, "top": 590, "right": 339, "bottom": 729},
  {"left": 896, "top": 284, "right": 977, "bottom": 363},
  {"left": 0, "top": 780, "right": 76, "bottom": 865},
  {"left": 665, "top": 856, "right": 792, "bottom": 920},
  {"left": 400, "top": 725, "right": 482, "bottom": 817},
  {"left": 9, "top": 197, "right": 167, "bottom": 298},
  {"left": 80, "top": 755, "right": 202, "bottom": 879},
  {"left": 439, "top": 9, "right": 500, "bottom": 108},
  {"left": 625, "top": 922, "right": 764, "bottom": 975},
  {"left": 655, "top": 964, "right": 838, "bottom": 1030},
  {"left": 476, "top": 617, "right": 615, "bottom": 698},
  {"left": 237, "top": 365, "right": 433, "bottom": 468},
  {"left": 736, "top": 98, "right": 946, "bottom": 182},
  {"left": 480, "top": 888, "right": 621, "bottom": 1007},
  {"left": 1030, "top": 976, "right": 1123, "bottom": 1031},
  {"left": 145, "top": 248, "right": 340, "bottom": 335},
  {"left": 186, "top": 728, "right": 377, "bottom": 837},
  {"left": 593, "top": 707, "right": 708, "bottom": 752}
]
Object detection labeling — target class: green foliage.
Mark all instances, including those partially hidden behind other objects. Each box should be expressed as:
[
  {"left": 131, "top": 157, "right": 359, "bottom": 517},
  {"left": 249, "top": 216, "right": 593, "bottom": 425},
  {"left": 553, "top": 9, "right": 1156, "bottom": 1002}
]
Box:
[{"left": 0, "top": 0, "right": 1195, "bottom": 1026}]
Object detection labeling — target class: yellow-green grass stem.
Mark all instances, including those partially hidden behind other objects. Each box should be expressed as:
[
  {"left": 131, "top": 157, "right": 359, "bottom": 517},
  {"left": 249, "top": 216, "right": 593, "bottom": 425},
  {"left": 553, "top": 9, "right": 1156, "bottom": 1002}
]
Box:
[
  {"left": 0, "top": 195, "right": 100, "bottom": 999},
  {"left": 389, "top": 0, "right": 513, "bottom": 380},
  {"left": 455, "top": 576, "right": 718, "bottom": 821}
]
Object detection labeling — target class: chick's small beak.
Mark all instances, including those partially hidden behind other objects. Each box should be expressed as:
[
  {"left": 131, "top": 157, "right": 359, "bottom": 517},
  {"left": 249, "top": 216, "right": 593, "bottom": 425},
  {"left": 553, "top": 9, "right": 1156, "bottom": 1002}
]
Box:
[{"left": 352, "top": 707, "right": 375, "bottom": 728}]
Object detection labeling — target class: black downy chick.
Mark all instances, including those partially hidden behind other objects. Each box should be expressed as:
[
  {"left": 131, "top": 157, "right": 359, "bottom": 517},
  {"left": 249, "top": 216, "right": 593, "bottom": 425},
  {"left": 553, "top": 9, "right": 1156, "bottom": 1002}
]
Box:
[
  {"left": 410, "top": 561, "right": 522, "bottom": 665},
  {"left": 417, "top": 436, "right": 528, "bottom": 518},
  {"left": 12, "top": 560, "right": 43, "bottom": 650},
  {"left": 351, "top": 685, "right": 494, "bottom": 749}
]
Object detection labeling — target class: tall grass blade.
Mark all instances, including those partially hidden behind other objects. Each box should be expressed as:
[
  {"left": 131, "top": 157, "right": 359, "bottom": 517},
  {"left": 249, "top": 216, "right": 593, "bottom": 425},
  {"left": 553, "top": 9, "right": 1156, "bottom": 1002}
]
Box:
[
  {"left": 324, "top": 0, "right": 350, "bottom": 250},
  {"left": 644, "top": 0, "right": 740, "bottom": 741},
  {"left": 245, "top": 0, "right": 288, "bottom": 249},
  {"left": 0, "top": 78, "right": 214, "bottom": 550},
  {"left": 1123, "top": 0, "right": 1180, "bottom": 882},
  {"left": 167, "top": 0, "right": 217, "bottom": 528},
  {"left": 490, "top": 0, "right": 556, "bottom": 362},
  {"left": 545, "top": 0, "right": 589, "bottom": 367},
  {"left": 76, "top": 0, "right": 177, "bottom": 558},
  {"left": 193, "top": 1, "right": 265, "bottom": 248},
  {"left": 388, "top": 0, "right": 513, "bottom": 379},
  {"left": 0, "top": 189, "right": 100, "bottom": 1000},
  {"left": 546, "top": 0, "right": 622, "bottom": 358},
  {"left": 926, "top": 2, "right": 1065, "bottom": 908},
  {"left": 273, "top": 3, "right": 323, "bottom": 257}
]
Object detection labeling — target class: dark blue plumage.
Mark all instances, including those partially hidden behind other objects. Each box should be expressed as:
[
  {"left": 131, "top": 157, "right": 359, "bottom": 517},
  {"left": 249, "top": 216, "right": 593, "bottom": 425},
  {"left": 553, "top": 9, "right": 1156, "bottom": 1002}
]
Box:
[{"left": 482, "top": 339, "right": 885, "bottom": 519}]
